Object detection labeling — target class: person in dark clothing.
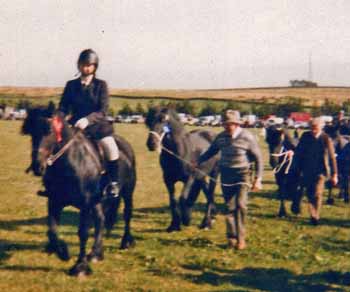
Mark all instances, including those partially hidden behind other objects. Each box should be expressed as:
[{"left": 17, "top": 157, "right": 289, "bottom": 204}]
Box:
[
  {"left": 58, "top": 49, "right": 120, "bottom": 197},
  {"left": 295, "top": 117, "right": 338, "bottom": 225}
]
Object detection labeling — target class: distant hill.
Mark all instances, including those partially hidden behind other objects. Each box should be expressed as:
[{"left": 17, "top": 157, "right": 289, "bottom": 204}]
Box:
[{"left": 1, "top": 86, "right": 350, "bottom": 106}]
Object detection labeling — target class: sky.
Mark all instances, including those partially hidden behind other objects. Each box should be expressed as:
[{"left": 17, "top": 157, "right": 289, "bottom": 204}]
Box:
[{"left": 1, "top": 0, "right": 350, "bottom": 89}]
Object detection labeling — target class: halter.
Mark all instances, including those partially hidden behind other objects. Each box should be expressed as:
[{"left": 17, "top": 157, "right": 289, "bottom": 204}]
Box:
[{"left": 149, "top": 124, "right": 171, "bottom": 153}]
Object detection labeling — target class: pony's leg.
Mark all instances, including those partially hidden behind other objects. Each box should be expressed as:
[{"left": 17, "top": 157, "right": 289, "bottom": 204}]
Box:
[
  {"left": 344, "top": 176, "right": 349, "bottom": 203},
  {"left": 103, "top": 196, "right": 121, "bottom": 237},
  {"left": 120, "top": 191, "right": 135, "bottom": 249},
  {"left": 180, "top": 179, "right": 201, "bottom": 226},
  {"left": 326, "top": 180, "right": 335, "bottom": 205},
  {"left": 46, "top": 199, "right": 70, "bottom": 261},
  {"left": 199, "top": 178, "right": 217, "bottom": 229},
  {"left": 69, "top": 207, "right": 92, "bottom": 276},
  {"left": 277, "top": 174, "right": 287, "bottom": 217},
  {"left": 291, "top": 186, "right": 303, "bottom": 215},
  {"left": 165, "top": 179, "right": 181, "bottom": 232},
  {"left": 88, "top": 203, "right": 105, "bottom": 262},
  {"left": 278, "top": 186, "right": 287, "bottom": 218},
  {"left": 179, "top": 175, "right": 196, "bottom": 226}
]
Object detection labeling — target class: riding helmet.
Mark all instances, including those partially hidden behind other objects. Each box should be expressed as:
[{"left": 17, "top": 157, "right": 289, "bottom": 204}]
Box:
[{"left": 77, "top": 49, "right": 99, "bottom": 69}]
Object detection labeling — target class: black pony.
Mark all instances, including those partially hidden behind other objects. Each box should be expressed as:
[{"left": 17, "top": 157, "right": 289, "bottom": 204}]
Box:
[
  {"left": 22, "top": 104, "right": 136, "bottom": 276},
  {"left": 324, "top": 124, "right": 349, "bottom": 204},
  {"left": 145, "top": 107, "right": 219, "bottom": 232},
  {"left": 265, "top": 126, "right": 302, "bottom": 217}
]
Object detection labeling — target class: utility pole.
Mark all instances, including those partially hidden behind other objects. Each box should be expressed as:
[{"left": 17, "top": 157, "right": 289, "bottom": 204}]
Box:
[{"left": 308, "top": 52, "right": 313, "bottom": 81}]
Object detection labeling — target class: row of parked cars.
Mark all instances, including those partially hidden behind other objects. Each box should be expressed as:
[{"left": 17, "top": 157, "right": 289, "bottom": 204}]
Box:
[
  {"left": 0, "top": 107, "right": 27, "bottom": 120},
  {"left": 114, "top": 112, "right": 337, "bottom": 130},
  {"left": 0, "top": 107, "right": 335, "bottom": 131}
]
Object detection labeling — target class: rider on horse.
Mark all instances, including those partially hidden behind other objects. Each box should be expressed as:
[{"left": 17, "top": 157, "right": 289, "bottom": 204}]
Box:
[{"left": 39, "top": 49, "right": 120, "bottom": 197}]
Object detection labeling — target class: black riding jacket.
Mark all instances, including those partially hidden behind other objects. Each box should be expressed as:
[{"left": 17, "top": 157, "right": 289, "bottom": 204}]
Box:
[
  {"left": 59, "top": 77, "right": 109, "bottom": 125},
  {"left": 58, "top": 77, "right": 113, "bottom": 139}
]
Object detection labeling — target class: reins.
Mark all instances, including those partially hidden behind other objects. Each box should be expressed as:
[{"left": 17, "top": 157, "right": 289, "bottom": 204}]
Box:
[
  {"left": 149, "top": 131, "right": 252, "bottom": 188},
  {"left": 47, "top": 131, "right": 101, "bottom": 170},
  {"left": 47, "top": 136, "right": 76, "bottom": 166}
]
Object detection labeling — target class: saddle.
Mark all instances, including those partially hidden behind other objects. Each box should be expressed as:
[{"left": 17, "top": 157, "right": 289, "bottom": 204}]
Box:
[{"left": 89, "top": 138, "right": 107, "bottom": 175}]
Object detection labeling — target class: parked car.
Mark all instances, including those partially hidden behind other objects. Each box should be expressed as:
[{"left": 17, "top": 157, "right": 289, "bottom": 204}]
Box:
[
  {"left": 242, "top": 114, "right": 257, "bottom": 128},
  {"left": 177, "top": 113, "right": 188, "bottom": 124},
  {"left": 196, "top": 115, "right": 216, "bottom": 126},
  {"left": 117, "top": 115, "right": 133, "bottom": 123},
  {"left": 185, "top": 116, "right": 199, "bottom": 126},
  {"left": 294, "top": 121, "right": 310, "bottom": 129},
  {"left": 265, "top": 117, "right": 284, "bottom": 128},
  {"left": 130, "top": 115, "right": 145, "bottom": 124}
]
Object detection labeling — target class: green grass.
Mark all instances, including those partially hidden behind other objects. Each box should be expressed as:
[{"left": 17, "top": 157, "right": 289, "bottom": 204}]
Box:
[{"left": 1, "top": 121, "right": 350, "bottom": 291}]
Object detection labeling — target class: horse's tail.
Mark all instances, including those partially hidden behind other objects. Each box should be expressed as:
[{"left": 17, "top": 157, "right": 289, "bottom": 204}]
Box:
[{"left": 103, "top": 197, "right": 121, "bottom": 234}]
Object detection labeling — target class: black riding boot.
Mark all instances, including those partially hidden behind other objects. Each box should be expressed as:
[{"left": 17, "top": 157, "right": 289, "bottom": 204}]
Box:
[{"left": 107, "top": 160, "right": 120, "bottom": 198}]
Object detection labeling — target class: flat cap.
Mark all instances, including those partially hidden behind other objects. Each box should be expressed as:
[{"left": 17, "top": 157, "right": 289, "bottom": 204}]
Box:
[{"left": 222, "top": 110, "right": 242, "bottom": 124}]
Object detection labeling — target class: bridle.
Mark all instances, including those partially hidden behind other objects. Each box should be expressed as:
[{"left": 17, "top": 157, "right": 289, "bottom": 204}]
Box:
[{"left": 149, "top": 130, "right": 167, "bottom": 153}]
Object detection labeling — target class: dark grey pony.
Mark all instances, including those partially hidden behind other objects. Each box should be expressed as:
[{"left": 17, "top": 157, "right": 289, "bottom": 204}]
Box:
[
  {"left": 265, "top": 126, "right": 302, "bottom": 217},
  {"left": 145, "top": 107, "right": 219, "bottom": 232},
  {"left": 324, "top": 124, "right": 349, "bottom": 204},
  {"left": 22, "top": 104, "right": 136, "bottom": 276}
]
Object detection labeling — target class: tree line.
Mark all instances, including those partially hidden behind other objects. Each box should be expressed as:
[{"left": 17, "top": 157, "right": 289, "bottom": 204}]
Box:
[{"left": 1, "top": 97, "right": 349, "bottom": 118}]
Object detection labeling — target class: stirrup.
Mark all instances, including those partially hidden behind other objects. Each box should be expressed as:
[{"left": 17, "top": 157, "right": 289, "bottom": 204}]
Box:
[{"left": 103, "top": 182, "right": 120, "bottom": 198}]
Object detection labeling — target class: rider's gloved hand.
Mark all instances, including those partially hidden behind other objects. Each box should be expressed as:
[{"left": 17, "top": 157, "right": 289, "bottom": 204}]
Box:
[{"left": 74, "top": 118, "right": 89, "bottom": 130}]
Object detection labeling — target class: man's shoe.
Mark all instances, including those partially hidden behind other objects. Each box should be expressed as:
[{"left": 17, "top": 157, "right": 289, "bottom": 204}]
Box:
[
  {"left": 310, "top": 217, "right": 319, "bottom": 226},
  {"left": 236, "top": 240, "right": 247, "bottom": 250},
  {"left": 227, "top": 238, "right": 237, "bottom": 249}
]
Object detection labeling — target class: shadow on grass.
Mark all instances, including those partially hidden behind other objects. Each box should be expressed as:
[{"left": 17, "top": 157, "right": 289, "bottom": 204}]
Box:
[
  {"left": 157, "top": 237, "right": 215, "bottom": 249},
  {"left": 0, "top": 264, "right": 66, "bottom": 273},
  {"left": 0, "top": 239, "right": 43, "bottom": 264},
  {"left": 180, "top": 265, "right": 348, "bottom": 291},
  {"left": 0, "top": 210, "right": 80, "bottom": 231}
]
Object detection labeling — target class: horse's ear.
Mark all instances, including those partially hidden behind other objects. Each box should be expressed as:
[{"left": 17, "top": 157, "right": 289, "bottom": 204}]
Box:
[{"left": 46, "top": 101, "right": 56, "bottom": 116}]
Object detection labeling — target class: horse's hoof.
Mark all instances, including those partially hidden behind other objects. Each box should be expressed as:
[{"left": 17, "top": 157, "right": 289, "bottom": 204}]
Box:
[
  {"left": 181, "top": 215, "right": 191, "bottom": 226},
  {"left": 120, "top": 234, "right": 135, "bottom": 249},
  {"left": 199, "top": 219, "right": 212, "bottom": 230},
  {"left": 45, "top": 240, "right": 70, "bottom": 261},
  {"left": 166, "top": 224, "right": 181, "bottom": 233},
  {"left": 326, "top": 198, "right": 335, "bottom": 205},
  {"left": 68, "top": 260, "right": 92, "bottom": 277},
  {"left": 87, "top": 252, "right": 104, "bottom": 263},
  {"left": 291, "top": 204, "right": 301, "bottom": 215},
  {"left": 105, "top": 229, "right": 112, "bottom": 238},
  {"left": 278, "top": 210, "right": 287, "bottom": 218}
]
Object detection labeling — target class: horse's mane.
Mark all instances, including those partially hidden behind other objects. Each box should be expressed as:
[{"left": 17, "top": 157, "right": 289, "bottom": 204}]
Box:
[
  {"left": 145, "top": 106, "right": 184, "bottom": 134},
  {"left": 166, "top": 108, "right": 184, "bottom": 134}
]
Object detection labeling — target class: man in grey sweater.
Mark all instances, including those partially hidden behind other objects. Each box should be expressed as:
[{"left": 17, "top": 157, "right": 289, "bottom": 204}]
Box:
[{"left": 195, "top": 110, "right": 263, "bottom": 250}]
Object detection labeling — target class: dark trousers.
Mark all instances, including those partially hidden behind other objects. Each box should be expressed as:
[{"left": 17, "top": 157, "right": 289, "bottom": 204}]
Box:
[
  {"left": 221, "top": 167, "right": 250, "bottom": 242},
  {"left": 303, "top": 174, "right": 325, "bottom": 218}
]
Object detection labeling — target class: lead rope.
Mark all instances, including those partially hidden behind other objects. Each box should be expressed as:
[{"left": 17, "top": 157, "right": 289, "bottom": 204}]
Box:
[
  {"left": 271, "top": 150, "right": 293, "bottom": 174},
  {"left": 149, "top": 131, "right": 252, "bottom": 188}
]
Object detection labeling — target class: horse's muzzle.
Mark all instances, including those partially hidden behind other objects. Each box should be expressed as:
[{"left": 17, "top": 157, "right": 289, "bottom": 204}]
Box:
[{"left": 146, "top": 135, "right": 157, "bottom": 152}]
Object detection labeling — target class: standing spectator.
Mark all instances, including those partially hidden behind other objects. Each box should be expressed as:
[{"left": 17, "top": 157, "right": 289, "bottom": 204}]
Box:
[{"left": 295, "top": 117, "right": 338, "bottom": 225}]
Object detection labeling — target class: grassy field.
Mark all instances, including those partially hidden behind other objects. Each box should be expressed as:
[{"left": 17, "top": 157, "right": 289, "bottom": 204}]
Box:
[{"left": 1, "top": 121, "right": 350, "bottom": 291}]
